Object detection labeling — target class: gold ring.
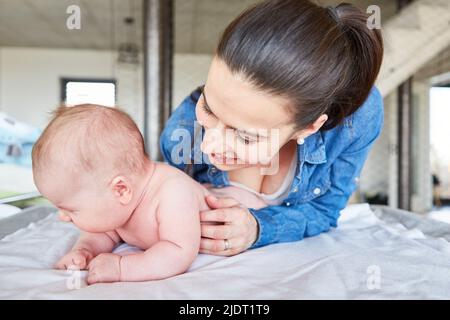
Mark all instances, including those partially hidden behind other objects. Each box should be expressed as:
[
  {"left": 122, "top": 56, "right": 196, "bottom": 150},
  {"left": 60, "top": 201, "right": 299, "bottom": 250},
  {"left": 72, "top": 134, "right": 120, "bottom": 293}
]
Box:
[{"left": 224, "top": 239, "right": 230, "bottom": 250}]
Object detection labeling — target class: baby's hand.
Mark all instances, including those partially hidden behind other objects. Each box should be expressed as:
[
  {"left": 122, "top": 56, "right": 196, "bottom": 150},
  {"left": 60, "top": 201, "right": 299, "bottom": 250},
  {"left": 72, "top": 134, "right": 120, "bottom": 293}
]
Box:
[
  {"left": 54, "top": 248, "right": 94, "bottom": 270},
  {"left": 87, "top": 253, "right": 121, "bottom": 285}
]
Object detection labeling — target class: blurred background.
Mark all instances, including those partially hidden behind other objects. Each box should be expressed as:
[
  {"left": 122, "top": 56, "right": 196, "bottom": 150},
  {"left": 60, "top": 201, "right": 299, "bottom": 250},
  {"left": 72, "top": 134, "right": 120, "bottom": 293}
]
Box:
[{"left": 0, "top": 0, "right": 449, "bottom": 221}]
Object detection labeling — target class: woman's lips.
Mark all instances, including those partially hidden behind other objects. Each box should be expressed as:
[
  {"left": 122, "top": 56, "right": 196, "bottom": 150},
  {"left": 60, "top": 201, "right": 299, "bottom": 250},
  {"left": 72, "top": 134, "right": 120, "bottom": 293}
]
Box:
[{"left": 209, "top": 153, "right": 238, "bottom": 164}]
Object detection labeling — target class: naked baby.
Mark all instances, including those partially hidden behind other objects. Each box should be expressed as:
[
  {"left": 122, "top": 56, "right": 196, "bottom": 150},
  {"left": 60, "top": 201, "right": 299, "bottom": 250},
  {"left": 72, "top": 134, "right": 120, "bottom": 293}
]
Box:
[{"left": 32, "top": 104, "right": 266, "bottom": 284}]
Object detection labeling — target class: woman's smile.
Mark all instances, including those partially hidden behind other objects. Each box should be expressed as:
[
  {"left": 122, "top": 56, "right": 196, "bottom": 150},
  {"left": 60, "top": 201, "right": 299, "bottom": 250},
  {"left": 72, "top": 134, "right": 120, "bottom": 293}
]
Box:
[{"left": 209, "top": 152, "right": 239, "bottom": 164}]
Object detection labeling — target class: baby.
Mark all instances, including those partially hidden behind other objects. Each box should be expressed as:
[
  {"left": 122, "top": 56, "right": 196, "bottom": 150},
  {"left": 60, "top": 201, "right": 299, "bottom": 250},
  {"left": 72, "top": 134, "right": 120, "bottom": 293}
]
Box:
[{"left": 32, "top": 104, "right": 266, "bottom": 284}]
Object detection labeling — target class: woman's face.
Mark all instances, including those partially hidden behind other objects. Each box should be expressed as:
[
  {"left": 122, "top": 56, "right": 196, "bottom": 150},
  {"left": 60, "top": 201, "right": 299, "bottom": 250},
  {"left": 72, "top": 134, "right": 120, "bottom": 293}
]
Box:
[{"left": 196, "top": 57, "right": 300, "bottom": 171}]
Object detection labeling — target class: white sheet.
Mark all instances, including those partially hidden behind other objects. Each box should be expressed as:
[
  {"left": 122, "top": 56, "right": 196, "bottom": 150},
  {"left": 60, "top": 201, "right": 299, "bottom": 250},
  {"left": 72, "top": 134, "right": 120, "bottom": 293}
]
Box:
[
  {"left": 0, "top": 163, "right": 36, "bottom": 194},
  {"left": 0, "top": 204, "right": 21, "bottom": 219},
  {"left": 1, "top": 203, "right": 450, "bottom": 299}
]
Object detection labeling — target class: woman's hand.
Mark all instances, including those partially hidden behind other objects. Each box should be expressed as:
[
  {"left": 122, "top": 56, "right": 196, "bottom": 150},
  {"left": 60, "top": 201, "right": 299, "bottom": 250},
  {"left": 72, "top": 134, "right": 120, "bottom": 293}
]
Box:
[{"left": 200, "top": 195, "right": 259, "bottom": 256}]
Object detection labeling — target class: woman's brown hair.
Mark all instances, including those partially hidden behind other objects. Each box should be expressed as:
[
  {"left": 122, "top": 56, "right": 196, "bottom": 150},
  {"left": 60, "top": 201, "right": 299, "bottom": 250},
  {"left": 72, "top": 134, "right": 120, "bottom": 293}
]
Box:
[{"left": 216, "top": 0, "right": 384, "bottom": 130}]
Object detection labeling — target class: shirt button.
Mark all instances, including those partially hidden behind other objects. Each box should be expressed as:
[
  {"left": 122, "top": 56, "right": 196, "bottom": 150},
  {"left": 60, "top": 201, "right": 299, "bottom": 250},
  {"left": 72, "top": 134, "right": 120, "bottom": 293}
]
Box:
[
  {"left": 293, "top": 187, "right": 298, "bottom": 193},
  {"left": 286, "top": 202, "right": 291, "bottom": 207},
  {"left": 210, "top": 167, "right": 217, "bottom": 174},
  {"left": 313, "top": 188, "right": 321, "bottom": 195}
]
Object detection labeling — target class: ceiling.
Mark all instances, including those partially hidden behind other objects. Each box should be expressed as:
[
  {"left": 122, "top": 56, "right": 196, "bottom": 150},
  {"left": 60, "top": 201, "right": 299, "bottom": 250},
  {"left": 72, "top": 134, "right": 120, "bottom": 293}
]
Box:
[
  {"left": 0, "top": 0, "right": 397, "bottom": 53},
  {"left": 175, "top": 0, "right": 397, "bottom": 54},
  {"left": 0, "top": 0, "right": 143, "bottom": 50}
]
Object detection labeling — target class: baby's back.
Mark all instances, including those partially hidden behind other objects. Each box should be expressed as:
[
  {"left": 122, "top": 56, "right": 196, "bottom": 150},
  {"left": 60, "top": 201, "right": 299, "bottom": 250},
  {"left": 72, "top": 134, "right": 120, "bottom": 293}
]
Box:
[
  {"left": 156, "top": 163, "right": 267, "bottom": 211},
  {"left": 119, "top": 162, "right": 266, "bottom": 250}
]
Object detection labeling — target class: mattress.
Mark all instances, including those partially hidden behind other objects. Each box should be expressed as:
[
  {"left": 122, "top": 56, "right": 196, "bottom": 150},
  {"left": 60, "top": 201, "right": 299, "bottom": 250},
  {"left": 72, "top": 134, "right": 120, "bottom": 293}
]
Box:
[
  {"left": 0, "top": 203, "right": 449, "bottom": 299},
  {"left": 0, "top": 163, "right": 36, "bottom": 194}
]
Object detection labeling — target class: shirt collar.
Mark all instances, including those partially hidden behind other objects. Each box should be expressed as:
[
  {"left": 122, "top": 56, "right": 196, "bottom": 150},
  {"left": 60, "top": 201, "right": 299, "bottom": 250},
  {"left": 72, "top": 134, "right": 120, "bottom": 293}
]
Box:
[{"left": 298, "top": 130, "right": 327, "bottom": 165}]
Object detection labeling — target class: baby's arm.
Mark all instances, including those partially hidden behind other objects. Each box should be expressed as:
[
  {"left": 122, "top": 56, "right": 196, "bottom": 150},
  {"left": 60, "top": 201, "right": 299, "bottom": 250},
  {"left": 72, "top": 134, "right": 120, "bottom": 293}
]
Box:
[
  {"left": 55, "top": 231, "right": 121, "bottom": 270},
  {"left": 119, "top": 179, "right": 201, "bottom": 281}
]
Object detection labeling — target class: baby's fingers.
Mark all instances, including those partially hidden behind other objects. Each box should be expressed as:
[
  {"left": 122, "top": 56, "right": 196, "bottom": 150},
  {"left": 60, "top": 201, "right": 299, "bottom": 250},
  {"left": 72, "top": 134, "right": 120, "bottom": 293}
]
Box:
[
  {"left": 54, "top": 259, "right": 68, "bottom": 270},
  {"left": 54, "top": 252, "right": 87, "bottom": 270},
  {"left": 87, "top": 273, "right": 98, "bottom": 285},
  {"left": 86, "top": 266, "right": 100, "bottom": 285},
  {"left": 71, "top": 254, "right": 87, "bottom": 269}
]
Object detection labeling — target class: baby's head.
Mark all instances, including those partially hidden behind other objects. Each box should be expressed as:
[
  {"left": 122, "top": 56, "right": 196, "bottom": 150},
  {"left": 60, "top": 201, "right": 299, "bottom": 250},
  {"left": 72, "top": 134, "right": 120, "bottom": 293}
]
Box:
[{"left": 32, "top": 104, "right": 150, "bottom": 232}]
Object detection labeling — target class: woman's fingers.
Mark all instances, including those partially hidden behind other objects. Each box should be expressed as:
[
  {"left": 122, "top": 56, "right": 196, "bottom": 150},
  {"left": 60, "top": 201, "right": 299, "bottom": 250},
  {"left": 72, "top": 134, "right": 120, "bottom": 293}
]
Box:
[
  {"left": 200, "top": 237, "right": 244, "bottom": 255},
  {"left": 200, "top": 237, "right": 228, "bottom": 251},
  {"left": 198, "top": 202, "right": 258, "bottom": 257},
  {"left": 205, "top": 195, "right": 240, "bottom": 209},
  {"left": 200, "top": 207, "right": 239, "bottom": 223},
  {"left": 201, "top": 223, "right": 237, "bottom": 240},
  {"left": 200, "top": 237, "right": 246, "bottom": 256}
]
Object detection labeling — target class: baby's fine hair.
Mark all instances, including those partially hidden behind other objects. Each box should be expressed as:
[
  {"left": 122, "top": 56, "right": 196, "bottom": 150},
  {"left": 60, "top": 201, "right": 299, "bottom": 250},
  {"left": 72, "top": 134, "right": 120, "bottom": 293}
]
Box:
[{"left": 32, "top": 104, "right": 148, "bottom": 177}]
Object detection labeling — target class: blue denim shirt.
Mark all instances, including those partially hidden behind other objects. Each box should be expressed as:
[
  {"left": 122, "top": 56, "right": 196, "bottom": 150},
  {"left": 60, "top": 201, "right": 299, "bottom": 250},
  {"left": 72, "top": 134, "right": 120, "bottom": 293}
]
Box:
[{"left": 160, "top": 86, "right": 384, "bottom": 249}]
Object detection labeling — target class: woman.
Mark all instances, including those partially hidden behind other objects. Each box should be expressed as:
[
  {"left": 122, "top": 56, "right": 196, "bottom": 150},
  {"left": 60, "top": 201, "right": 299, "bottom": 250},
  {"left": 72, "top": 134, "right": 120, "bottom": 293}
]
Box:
[{"left": 160, "top": 0, "right": 384, "bottom": 256}]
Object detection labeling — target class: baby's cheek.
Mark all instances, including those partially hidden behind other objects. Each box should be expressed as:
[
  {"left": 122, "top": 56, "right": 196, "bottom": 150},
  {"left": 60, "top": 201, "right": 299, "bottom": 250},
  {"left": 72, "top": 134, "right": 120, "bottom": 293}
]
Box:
[{"left": 72, "top": 215, "right": 104, "bottom": 233}]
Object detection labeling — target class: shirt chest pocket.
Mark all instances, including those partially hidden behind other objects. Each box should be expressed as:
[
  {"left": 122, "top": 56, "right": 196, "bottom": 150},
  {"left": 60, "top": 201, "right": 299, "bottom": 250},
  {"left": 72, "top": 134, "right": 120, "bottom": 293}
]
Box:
[{"left": 294, "top": 165, "right": 332, "bottom": 204}]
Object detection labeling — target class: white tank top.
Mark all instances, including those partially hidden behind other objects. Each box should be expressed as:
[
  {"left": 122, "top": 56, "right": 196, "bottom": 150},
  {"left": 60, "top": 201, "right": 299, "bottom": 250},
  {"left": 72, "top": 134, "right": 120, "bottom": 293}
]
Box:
[{"left": 229, "top": 151, "right": 298, "bottom": 206}]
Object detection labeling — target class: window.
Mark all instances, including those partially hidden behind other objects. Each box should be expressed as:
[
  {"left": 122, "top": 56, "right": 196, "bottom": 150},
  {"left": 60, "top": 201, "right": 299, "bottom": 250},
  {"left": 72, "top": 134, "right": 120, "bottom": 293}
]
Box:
[
  {"left": 61, "top": 78, "right": 116, "bottom": 107},
  {"left": 430, "top": 86, "right": 450, "bottom": 200}
]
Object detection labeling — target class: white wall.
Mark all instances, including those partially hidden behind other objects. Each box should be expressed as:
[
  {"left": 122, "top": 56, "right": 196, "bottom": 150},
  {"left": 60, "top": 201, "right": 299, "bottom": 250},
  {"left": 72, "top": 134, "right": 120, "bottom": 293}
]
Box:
[
  {"left": 0, "top": 47, "right": 211, "bottom": 131},
  {"left": 173, "top": 53, "right": 212, "bottom": 109},
  {"left": 359, "top": 86, "right": 433, "bottom": 213},
  {"left": 0, "top": 47, "right": 144, "bottom": 130},
  {"left": 359, "top": 97, "right": 390, "bottom": 199},
  {"left": 411, "top": 79, "right": 432, "bottom": 212}
]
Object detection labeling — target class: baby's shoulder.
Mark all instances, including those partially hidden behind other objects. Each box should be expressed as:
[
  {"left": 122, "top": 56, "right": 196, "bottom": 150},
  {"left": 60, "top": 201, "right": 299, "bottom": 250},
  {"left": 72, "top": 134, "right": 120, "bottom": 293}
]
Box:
[
  {"left": 153, "top": 163, "right": 206, "bottom": 216},
  {"left": 154, "top": 162, "right": 205, "bottom": 197}
]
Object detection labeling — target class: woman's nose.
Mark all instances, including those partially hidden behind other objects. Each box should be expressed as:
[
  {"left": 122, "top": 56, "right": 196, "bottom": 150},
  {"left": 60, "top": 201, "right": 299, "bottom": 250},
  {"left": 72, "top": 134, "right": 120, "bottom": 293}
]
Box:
[{"left": 201, "top": 126, "right": 233, "bottom": 155}]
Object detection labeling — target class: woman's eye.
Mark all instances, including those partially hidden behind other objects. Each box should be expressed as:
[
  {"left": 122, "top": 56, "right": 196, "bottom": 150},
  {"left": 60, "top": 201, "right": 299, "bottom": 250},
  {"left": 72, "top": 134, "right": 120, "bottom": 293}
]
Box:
[
  {"left": 201, "top": 102, "right": 214, "bottom": 116},
  {"left": 237, "top": 132, "right": 256, "bottom": 145}
]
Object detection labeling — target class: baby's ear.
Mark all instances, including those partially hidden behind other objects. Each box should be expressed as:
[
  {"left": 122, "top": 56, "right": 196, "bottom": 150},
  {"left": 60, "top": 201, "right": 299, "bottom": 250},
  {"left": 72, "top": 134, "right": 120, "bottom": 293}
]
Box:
[{"left": 110, "top": 176, "right": 132, "bottom": 205}]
